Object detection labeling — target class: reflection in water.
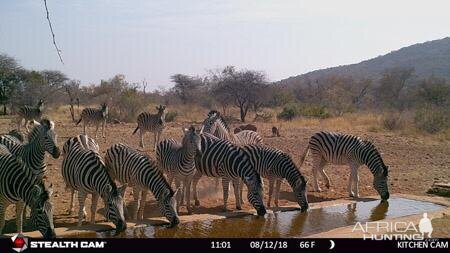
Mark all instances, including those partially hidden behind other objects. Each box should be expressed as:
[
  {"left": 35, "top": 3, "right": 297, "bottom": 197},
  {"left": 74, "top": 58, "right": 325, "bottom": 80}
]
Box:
[{"left": 97, "top": 197, "right": 444, "bottom": 238}]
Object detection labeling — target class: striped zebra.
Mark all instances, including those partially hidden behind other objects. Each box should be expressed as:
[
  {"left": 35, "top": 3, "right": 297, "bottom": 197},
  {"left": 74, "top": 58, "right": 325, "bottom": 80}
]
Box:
[
  {"left": 156, "top": 126, "right": 202, "bottom": 214},
  {"left": 1, "top": 129, "right": 25, "bottom": 143},
  {"left": 192, "top": 133, "right": 266, "bottom": 215},
  {"left": 201, "top": 110, "right": 263, "bottom": 145},
  {"left": 132, "top": 105, "right": 166, "bottom": 150},
  {"left": 298, "top": 131, "right": 390, "bottom": 200},
  {"left": 201, "top": 110, "right": 263, "bottom": 201},
  {"left": 76, "top": 103, "right": 108, "bottom": 138},
  {"left": 16, "top": 99, "right": 44, "bottom": 131},
  {"left": 242, "top": 144, "right": 308, "bottom": 211},
  {"left": 62, "top": 136, "right": 127, "bottom": 231},
  {"left": 0, "top": 152, "right": 55, "bottom": 238},
  {"left": 105, "top": 143, "right": 179, "bottom": 226},
  {"left": 0, "top": 119, "right": 60, "bottom": 182}
]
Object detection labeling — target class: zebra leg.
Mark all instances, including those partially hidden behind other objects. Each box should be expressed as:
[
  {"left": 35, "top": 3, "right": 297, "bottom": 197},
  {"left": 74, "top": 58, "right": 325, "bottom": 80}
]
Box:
[
  {"left": 0, "top": 199, "right": 9, "bottom": 234},
  {"left": 132, "top": 186, "right": 142, "bottom": 220},
  {"left": 139, "top": 129, "right": 144, "bottom": 148},
  {"left": 275, "top": 179, "right": 282, "bottom": 207},
  {"left": 95, "top": 123, "right": 99, "bottom": 138},
  {"left": 77, "top": 191, "right": 88, "bottom": 226},
  {"left": 83, "top": 122, "right": 87, "bottom": 135},
  {"left": 185, "top": 177, "right": 193, "bottom": 214},
  {"left": 193, "top": 172, "right": 202, "bottom": 206},
  {"left": 153, "top": 132, "right": 157, "bottom": 151},
  {"left": 17, "top": 118, "right": 22, "bottom": 131},
  {"left": 174, "top": 178, "right": 182, "bottom": 213},
  {"left": 90, "top": 194, "right": 99, "bottom": 224},
  {"left": 102, "top": 120, "right": 106, "bottom": 138},
  {"left": 222, "top": 177, "right": 230, "bottom": 211},
  {"left": 268, "top": 178, "right": 274, "bottom": 208},
  {"left": 239, "top": 179, "right": 244, "bottom": 205},
  {"left": 312, "top": 158, "right": 326, "bottom": 192},
  {"left": 232, "top": 179, "right": 242, "bottom": 210},
  {"left": 348, "top": 165, "right": 360, "bottom": 198},
  {"left": 137, "top": 190, "right": 147, "bottom": 220},
  {"left": 15, "top": 201, "right": 25, "bottom": 234},
  {"left": 68, "top": 189, "right": 75, "bottom": 215},
  {"left": 320, "top": 169, "right": 331, "bottom": 189}
]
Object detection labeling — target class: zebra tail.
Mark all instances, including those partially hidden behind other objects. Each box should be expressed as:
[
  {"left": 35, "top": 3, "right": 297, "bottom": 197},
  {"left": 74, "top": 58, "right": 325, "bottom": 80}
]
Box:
[
  {"left": 298, "top": 144, "right": 310, "bottom": 168},
  {"left": 76, "top": 117, "right": 82, "bottom": 125},
  {"left": 132, "top": 125, "right": 139, "bottom": 135}
]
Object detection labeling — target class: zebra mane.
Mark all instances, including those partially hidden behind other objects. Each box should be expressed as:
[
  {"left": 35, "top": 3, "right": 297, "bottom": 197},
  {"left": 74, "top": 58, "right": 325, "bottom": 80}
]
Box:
[
  {"left": 207, "top": 110, "right": 230, "bottom": 131},
  {"left": 28, "top": 118, "right": 55, "bottom": 141},
  {"left": 362, "top": 139, "right": 388, "bottom": 176}
]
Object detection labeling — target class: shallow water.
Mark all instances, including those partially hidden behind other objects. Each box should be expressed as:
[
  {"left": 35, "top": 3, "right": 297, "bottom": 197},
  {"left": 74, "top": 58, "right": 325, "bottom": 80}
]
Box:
[{"left": 98, "top": 197, "right": 445, "bottom": 238}]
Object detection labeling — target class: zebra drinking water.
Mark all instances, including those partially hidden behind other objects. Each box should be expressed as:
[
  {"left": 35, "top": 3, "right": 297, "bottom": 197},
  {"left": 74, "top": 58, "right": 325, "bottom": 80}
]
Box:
[
  {"left": 298, "top": 131, "right": 390, "bottom": 200},
  {"left": 105, "top": 143, "right": 179, "bottom": 226},
  {"left": 62, "top": 136, "right": 127, "bottom": 231},
  {"left": 156, "top": 126, "right": 202, "bottom": 214},
  {"left": 76, "top": 103, "right": 108, "bottom": 138},
  {"left": 132, "top": 105, "right": 166, "bottom": 150},
  {"left": 192, "top": 133, "right": 266, "bottom": 216},
  {"left": 16, "top": 99, "right": 44, "bottom": 131},
  {"left": 0, "top": 152, "right": 55, "bottom": 238},
  {"left": 242, "top": 144, "right": 308, "bottom": 211}
]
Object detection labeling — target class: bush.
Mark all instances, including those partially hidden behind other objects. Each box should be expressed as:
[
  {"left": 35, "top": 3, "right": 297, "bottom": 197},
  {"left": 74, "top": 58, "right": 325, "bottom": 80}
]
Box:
[
  {"left": 255, "top": 111, "right": 273, "bottom": 122},
  {"left": 414, "top": 107, "right": 450, "bottom": 134},
  {"left": 277, "top": 103, "right": 298, "bottom": 120},
  {"left": 165, "top": 111, "right": 178, "bottom": 122},
  {"left": 382, "top": 113, "right": 403, "bottom": 131},
  {"left": 277, "top": 103, "right": 330, "bottom": 121}
]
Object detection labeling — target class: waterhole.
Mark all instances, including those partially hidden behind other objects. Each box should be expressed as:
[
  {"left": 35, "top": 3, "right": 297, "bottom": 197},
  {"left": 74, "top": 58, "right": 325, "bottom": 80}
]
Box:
[{"left": 97, "top": 197, "right": 444, "bottom": 238}]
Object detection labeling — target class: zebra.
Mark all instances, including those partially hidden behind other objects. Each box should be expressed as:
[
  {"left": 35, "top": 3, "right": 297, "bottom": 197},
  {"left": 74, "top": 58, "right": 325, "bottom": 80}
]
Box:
[
  {"left": 242, "top": 144, "right": 308, "bottom": 211},
  {"left": 0, "top": 119, "right": 60, "bottom": 182},
  {"left": 0, "top": 152, "right": 55, "bottom": 238},
  {"left": 1, "top": 129, "right": 25, "bottom": 143},
  {"left": 201, "top": 110, "right": 262, "bottom": 145},
  {"left": 298, "top": 131, "right": 390, "bottom": 201},
  {"left": 76, "top": 103, "right": 108, "bottom": 138},
  {"left": 16, "top": 99, "right": 44, "bottom": 131},
  {"left": 156, "top": 126, "right": 202, "bottom": 214},
  {"left": 201, "top": 110, "right": 263, "bottom": 202},
  {"left": 61, "top": 136, "right": 127, "bottom": 231},
  {"left": 105, "top": 143, "right": 179, "bottom": 227},
  {"left": 132, "top": 105, "right": 166, "bottom": 150},
  {"left": 192, "top": 133, "right": 266, "bottom": 216}
]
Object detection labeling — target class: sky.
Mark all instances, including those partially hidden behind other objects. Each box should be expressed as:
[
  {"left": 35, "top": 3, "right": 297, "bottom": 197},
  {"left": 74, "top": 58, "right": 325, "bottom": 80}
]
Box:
[{"left": 1, "top": 0, "right": 449, "bottom": 90}]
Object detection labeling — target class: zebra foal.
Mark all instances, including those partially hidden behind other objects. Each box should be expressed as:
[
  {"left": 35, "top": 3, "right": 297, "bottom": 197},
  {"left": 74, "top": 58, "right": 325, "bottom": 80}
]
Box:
[
  {"left": 62, "top": 135, "right": 127, "bottom": 231},
  {"left": 243, "top": 144, "right": 308, "bottom": 211},
  {"left": 105, "top": 143, "right": 179, "bottom": 227},
  {"left": 76, "top": 103, "right": 108, "bottom": 138},
  {"left": 299, "top": 131, "right": 390, "bottom": 200},
  {"left": 132, "top": 105, "right": 166, "bottom": 150},
  {"left": 156, "top": 126, "right": 202, "bottom": 214}
]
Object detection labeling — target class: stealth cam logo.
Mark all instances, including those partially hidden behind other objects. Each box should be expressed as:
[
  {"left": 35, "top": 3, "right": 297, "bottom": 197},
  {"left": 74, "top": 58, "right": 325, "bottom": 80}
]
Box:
[{"left": 11, "top": 234, "right": 29, "bottom": 252}]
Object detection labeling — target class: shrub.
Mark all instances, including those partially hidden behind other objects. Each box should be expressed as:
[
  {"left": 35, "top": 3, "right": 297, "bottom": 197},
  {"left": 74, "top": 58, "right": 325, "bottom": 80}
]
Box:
[
  {"left": 277, "top": 103, "right": 298, "bottom": 121},
  {"left": 165, "top": 111, "right": 178, "bottom": 122},
  {"left": 255, "top": 111, "right": 273, "bottom": 122},
  {"left": 414, "top": 107, "right": 449, "bottom": 134},
  {"left": 277, "top": 103, "right": 330, "bottom": 121}
]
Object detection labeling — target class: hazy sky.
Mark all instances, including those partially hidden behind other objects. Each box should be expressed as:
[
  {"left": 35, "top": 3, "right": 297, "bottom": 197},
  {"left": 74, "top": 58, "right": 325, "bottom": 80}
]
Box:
[{"left": 1, "top": 0, "right": 449, "bottom": 90}]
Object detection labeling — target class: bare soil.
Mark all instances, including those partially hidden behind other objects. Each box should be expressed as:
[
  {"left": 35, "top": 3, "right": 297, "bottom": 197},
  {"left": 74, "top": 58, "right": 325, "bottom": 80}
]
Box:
[{"left": 0, "top": 117, "right": 449, "bottom": 234}]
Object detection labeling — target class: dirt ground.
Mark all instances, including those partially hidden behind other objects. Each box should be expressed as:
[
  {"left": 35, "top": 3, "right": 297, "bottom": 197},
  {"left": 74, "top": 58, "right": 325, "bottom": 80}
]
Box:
[{"left": 0, "top": 115, "right": 449, "bottom": 233}]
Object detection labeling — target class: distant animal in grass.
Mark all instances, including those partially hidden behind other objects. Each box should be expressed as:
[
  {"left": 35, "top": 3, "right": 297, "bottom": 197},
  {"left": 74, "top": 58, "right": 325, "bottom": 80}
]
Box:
[
  {"left": 272, "top": 126, "right": 280, "bottom": 137},
  {"left": 234, "top": 124, "right": 257, "bottom": 134}
]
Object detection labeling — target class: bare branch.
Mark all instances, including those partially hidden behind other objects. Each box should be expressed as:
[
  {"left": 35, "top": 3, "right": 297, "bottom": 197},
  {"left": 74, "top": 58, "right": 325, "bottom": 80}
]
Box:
[{"left": 43, "top": 0, "right": 64, "bottom": 64}]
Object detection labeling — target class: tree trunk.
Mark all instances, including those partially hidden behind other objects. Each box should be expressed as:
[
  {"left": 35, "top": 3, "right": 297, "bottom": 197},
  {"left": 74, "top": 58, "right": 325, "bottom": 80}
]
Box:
[
  {"left": 239, "top": 104, "right": 248, "bottom": 122},
  {"left": 2, "top": 104, "right": 6, "bottom": 115}
]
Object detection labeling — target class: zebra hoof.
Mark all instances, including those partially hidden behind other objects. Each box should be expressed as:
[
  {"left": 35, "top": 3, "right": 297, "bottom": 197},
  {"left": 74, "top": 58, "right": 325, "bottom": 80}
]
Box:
[
  {"left": 349, "top": 192, "right": 355, "bottom": 198},
  {"left": 325, "top": 184, "right": 331, "bottom": 189}
]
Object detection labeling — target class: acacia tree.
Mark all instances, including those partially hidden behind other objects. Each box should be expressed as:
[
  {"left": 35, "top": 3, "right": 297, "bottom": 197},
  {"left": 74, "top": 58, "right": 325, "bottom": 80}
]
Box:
[
  {"left": 0, "top": 54, "right": 22, "bottom": 114},
  {"left": 170, "top": 74, "right": 204, "bottom": 104},
  {"left": 375, "top": 68, "right": 414, "bottom": 110},
  {"left": 211, "top": 66, "right": 269, "bottom": 122}
]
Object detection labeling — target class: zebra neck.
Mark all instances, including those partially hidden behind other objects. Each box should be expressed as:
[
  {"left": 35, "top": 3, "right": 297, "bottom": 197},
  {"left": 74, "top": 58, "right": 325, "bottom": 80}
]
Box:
[
  {"left": 357, "top": 145, "right": 383, "bottom": 175},
  {"left": 22, "top": 140, "right": 46, "bottom": 170},
  {"left": 180, "top": 147, "right": 196, "bottom": 168},
  {"left": 285, "top": 168, "right": 302, "bottom": 189}
]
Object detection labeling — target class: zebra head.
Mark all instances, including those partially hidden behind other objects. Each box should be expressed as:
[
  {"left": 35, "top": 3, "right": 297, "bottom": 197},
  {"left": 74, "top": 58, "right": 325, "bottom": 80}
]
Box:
[
  {"left": 293, "top": 175, "right": 309, "bottom": 212},
  {"left": 103, "top": 184, "right": 127, "bottom": 232},
  {"left": 373, "top": 164, "right": 390, "bottom": 201},
  {"left": 29, "top": 184, "right": 55, "bottom": 239},
  {"left": 182, "top": 126, "right": 202, "bottom": 155},
  {"left": 37, "top": 99, "right": 44, "bottom": 111},
  {"left": 158, "top": 188, "right": 180, "bottom": 227},
  {"left": 101, "top": 103, "right": 109, "bottom": 118},
  {"left": 200, "top": 110, "right": 221, "bottom": 134},
  {"left": 244, "top": 173, "right": 267, "bottom": 216},
  {"left": 29, "top": 119, "right": 61, "bottom": 159},
  {"left": 156, "top": 105, "right": 166, "bottom": 120}
]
